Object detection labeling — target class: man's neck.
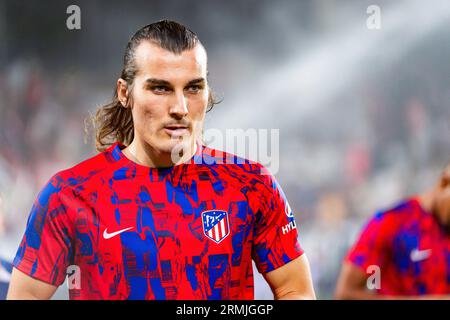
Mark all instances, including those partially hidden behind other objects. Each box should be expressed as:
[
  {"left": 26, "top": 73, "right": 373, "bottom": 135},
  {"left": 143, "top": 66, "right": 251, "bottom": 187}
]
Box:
[
  {"left": 418, "top": 189, "right": 449, "bottom": 230},
  {"left": 417, "top": 190, "right": 434, "bottom": 215},
  {"left": 122, "top": 139, "right": 197, "bottom": 168}
]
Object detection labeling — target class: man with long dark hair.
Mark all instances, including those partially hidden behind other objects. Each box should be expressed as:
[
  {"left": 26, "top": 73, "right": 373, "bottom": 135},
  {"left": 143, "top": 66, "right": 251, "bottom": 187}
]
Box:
[{"left": 7, "top": 20, "right": 315, "bottom": 300}]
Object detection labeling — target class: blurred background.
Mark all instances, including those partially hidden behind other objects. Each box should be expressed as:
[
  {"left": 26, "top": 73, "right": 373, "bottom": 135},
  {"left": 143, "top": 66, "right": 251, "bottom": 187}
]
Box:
[{"left": 0, "top": 0, "right": 449, "bottom": 299}]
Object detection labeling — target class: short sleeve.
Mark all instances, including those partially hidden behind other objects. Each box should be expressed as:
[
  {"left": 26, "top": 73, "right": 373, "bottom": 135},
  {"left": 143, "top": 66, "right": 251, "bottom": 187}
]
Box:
[
  {"left": 346, "top": 212, "right": 394, "bottom": 271},
  {"left": 13, "top": 175, "right": 74, "bottom": 286},
  {"left": 251, "top": 167, "right": 304, "bottom": 274}
]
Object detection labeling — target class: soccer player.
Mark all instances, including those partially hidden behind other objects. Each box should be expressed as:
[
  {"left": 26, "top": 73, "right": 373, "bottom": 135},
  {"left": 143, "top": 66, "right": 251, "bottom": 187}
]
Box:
[
  {"left": 7, "top": 20, "right": 315, "bottom": 300},
  {"left": 335, "top": 163, "right": 450, "bottom": 299}
]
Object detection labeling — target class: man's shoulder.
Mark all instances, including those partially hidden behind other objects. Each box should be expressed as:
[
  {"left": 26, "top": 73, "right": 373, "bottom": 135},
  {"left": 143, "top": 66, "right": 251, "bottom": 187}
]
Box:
[
  {"left": 199, "top": 145, "right": 273, "bottom": 182},
  {"left": 371, "top": 197, "right": 419, "bottom": 225},
  {"left": 50, "top": 146, "right": 119, "bottom": 189}
]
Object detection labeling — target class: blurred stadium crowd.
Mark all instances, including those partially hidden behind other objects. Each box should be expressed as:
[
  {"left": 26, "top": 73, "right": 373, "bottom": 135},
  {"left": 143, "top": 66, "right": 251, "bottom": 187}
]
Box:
[{"left": 0, "top": 0, "right": 449, "bottom": 299}]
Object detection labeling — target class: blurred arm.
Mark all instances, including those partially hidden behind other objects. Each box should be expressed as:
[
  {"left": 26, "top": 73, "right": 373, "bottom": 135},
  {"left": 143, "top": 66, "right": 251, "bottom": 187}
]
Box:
[
  {"left": 7, "top": 267, "right": 57, "bottom": 300},
  {"left": 263, "top": 254, "right": 316, "bottom": 300},
  {"left": 334, "top": 262, "right": 381, "bottom": 299},
  {"left": 335, "top": 262, "right": 450, "bottom": 300}
]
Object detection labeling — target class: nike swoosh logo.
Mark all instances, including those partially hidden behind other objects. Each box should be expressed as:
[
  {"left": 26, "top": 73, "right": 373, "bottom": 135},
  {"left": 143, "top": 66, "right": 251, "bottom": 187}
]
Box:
[
  {"left": 103, "top": 227, "right": 134, "bottom": 239},
  {"left": 410, "top": 248, "right": 432, "bottom": 262}
]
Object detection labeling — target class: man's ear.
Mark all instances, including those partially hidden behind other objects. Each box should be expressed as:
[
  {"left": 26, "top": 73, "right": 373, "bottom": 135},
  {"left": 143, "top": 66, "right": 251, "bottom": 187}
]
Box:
[
  {"left": 440, "top": 170, "right": 450, "bottom": 189},
  {"left": 117, "top": 78, "right": 129, "bottom": 107}
]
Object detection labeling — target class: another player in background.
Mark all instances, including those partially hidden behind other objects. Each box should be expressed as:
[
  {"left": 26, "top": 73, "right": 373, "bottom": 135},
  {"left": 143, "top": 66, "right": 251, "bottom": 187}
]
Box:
[
  {"left": 335, "top": 163, "right": 450, "bottom": 299},
  {"left": 7, "top": 20, "right": 315, "bottom": 300}
]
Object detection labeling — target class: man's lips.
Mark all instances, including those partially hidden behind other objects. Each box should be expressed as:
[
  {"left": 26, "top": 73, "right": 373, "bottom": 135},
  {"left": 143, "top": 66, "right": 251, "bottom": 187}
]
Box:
[{"left": 163, "top": 125, "right": 190, "bottom": 136}]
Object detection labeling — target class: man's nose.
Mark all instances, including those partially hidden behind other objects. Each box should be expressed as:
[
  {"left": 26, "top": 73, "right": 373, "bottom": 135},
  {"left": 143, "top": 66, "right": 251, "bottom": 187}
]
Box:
[{"left": 169, "top": 92, "right": 188, "bottom": 119}]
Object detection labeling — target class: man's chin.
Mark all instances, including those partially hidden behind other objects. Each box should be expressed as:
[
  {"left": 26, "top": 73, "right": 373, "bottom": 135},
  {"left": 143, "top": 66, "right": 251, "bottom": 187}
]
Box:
[{"left": 160, "top": 139, "right": 192, "bottom": 156}]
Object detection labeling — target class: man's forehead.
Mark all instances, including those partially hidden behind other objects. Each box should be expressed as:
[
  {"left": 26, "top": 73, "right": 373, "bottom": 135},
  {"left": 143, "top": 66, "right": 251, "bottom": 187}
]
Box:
[{"left": 134, "top": 41, "right": 207, "bottom": 73}]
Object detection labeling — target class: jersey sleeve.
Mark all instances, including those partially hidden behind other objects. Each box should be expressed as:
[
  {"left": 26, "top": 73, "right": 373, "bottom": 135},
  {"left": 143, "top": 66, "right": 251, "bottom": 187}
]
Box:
[
  {"left": 346, "top": 211, "right": 395, "bottom": 271},
  {"left": 251, "top": 166, "right": 304, "bottom": 274},
  {"left": 13, "top": 174, "right": 74, "bottom": 286}
]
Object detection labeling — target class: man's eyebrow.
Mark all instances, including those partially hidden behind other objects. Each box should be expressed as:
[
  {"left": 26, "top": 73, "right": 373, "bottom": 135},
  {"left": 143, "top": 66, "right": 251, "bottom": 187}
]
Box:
[
  {"left": 144, "top": 78, "right": 171, "bottom": 86},
  {"left": 144, "top": 78, "right": 205, "bottom": 86},
  {"left": 186, "top": 78, "right": 206, "bottom": 85}
]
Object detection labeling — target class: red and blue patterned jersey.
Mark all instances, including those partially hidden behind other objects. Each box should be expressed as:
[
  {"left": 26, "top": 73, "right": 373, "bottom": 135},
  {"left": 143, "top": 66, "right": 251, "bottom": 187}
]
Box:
[
  {"left": 346, "top": 197, "right": 450, "bottom": 295},
  {"left": 13, "top": 142, "right": 303, "bottom": 300}
]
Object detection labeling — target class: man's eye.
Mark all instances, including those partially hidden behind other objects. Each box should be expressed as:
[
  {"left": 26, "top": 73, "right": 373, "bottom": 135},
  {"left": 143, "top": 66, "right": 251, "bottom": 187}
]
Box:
[
  {"left": 186, "top": 85, "right": 202, "bottom": 93},
  {"left": 151, "top": 86, "right": 170, "bottom": 93}
]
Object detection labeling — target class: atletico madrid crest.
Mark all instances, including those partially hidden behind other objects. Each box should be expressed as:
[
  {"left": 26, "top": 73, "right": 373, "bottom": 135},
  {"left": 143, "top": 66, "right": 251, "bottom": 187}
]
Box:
[{"left": 202, "top": 210, "right": 230, "bottom": 243}]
